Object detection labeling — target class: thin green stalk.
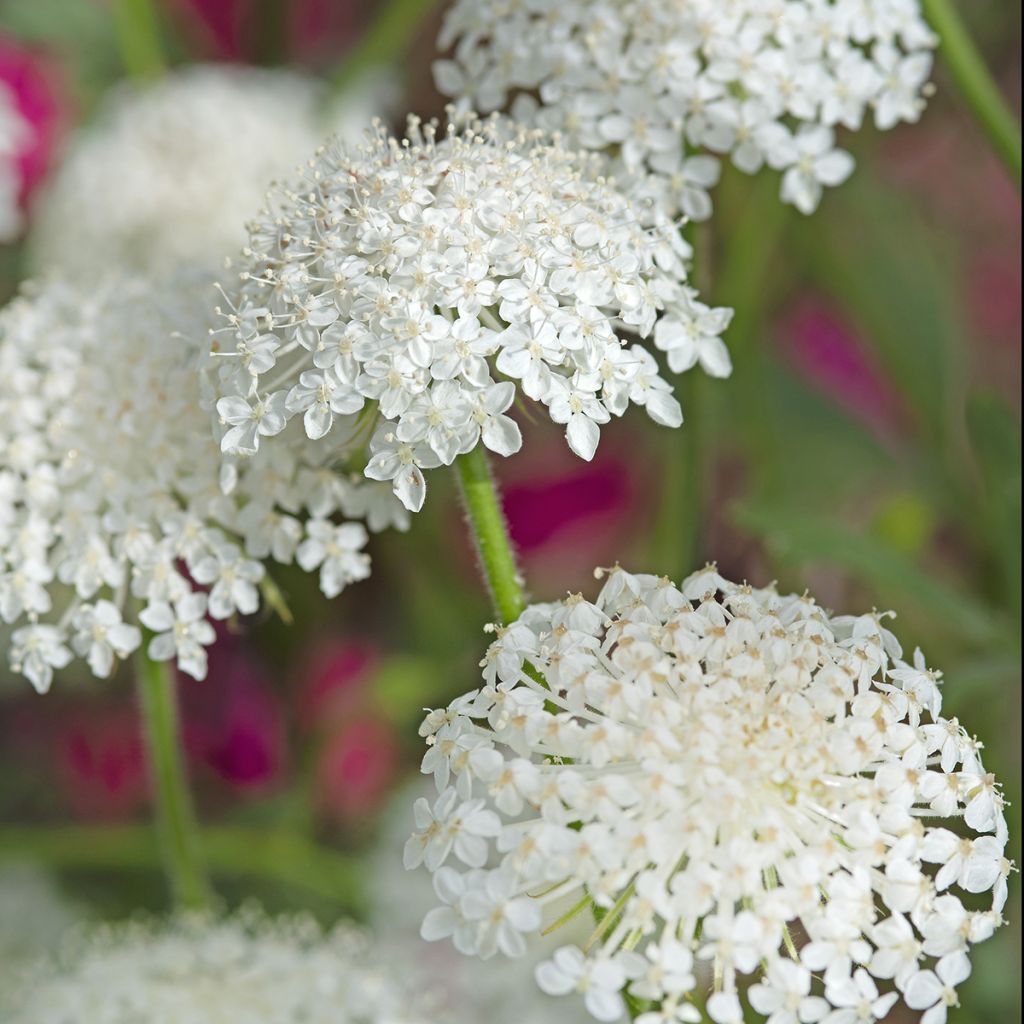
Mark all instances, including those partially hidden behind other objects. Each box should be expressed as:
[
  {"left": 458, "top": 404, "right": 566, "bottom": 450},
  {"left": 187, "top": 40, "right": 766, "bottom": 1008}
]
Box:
[
  {"left": 455, "top": 446, "right": 526, "bottom": 625},
  {"left": 333, "top": 0, "right": 438, "bottom": 94},
  {"left": 923, "top": 0, "right": 1021, "bottom": 185},
  {"left": 0, "top": 826, "right": 365, "bottom": 911},
  {"left": 111, "top": 0, "right": 166, "bottom": 80},
  {"left": 653, "top": 372, "right": 704, "bottom": 578},
  {"left": 136, "top": 653, "right": 211, "bottom": 909}
]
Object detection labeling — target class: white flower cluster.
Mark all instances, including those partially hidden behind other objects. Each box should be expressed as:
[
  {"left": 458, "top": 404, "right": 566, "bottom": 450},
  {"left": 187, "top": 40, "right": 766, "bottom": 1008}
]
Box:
[
  {"left": 435, "top": 0, "right": 936, "bottom": 215},
  {"left": 29, "top": 63, "right": 386, "bottom": 275},
  {"left": 212, "top": 114, "right": 731, "bottom": 513},
  {"left": 0, "top": 80, "right": 30, "bottom": 242},
  {"left": 409, "top": 565, "right": 1011, "bottom": 1024},
  {"left": 0, "top": 276, "right": 387, "bottom": 691},
  {"left": 372, "top": 784, "right": 594, "bottom": 1024},
  {"left": 1, "top": 909, "right": 433, "bottom": 1023}
]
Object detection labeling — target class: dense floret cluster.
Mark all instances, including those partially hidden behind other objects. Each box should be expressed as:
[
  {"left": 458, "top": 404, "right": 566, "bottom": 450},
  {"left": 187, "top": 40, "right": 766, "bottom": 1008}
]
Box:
[
  {"left": 0, "top": 277, "right": 388, "bottom": 690},
  {"left": 410, "top": 565, "right": 1010, "bottom": 1023},
  {"left": 211, "top": 115, "right": 731, "bottom": 513},
  {"left": 30, "top": 64, "right": 385, "bottom": 274},
  {"left": 436, "top": 0, "right": 936, "bottom": 215}
]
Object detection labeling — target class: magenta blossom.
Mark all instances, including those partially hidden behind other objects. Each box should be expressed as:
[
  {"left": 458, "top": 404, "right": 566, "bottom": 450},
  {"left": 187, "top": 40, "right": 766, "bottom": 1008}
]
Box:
[{"left": 781, "top": 296, "right": 905, "bottom": 436}]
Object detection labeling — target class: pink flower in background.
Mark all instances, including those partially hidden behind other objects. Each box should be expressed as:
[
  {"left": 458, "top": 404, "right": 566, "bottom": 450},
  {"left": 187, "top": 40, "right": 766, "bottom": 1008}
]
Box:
[
  {"left": 180, "top": 641, "right": 286, "bottom": 792},
  {"left": 168, "top": 0, "right": 356, "bottom": 63},
  {"left": 299, "top": 639, "right": 378, "bottom": 729},
  {"left": 54, "top": 706, "right": 147, "bottom": 821},
  {"left": 781, "top": 296, "right": 905, "bottom": 435},
  {"left": 481, "top": 425, "right": 649, "bottom": 591},
  {"left": 316, "top": 714, "right": 399, "bottom": 823},
  {"left": 0, "top": 36, "right": 62, "bottom": 232}
]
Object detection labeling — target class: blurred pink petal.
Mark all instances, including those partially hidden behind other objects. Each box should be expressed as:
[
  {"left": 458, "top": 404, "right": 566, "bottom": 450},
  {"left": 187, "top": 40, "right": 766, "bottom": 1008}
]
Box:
[
  {"left": 179, "top": 642, "right": 286, "bottom": 791},
  {"left": 299, "top": 639, "right": 378, "bottom": 728},
  {"left": 317, "top": 714, "right": 399, "bottom": 822},
  {"left": 781, "top": 296, "right": 904, "bottom": 435},
  {"left": 54, "top": 707, "right": 147, "bottom": 821},
  {"left": 0, "top": 35, "right": 62, "bottom": 208}
]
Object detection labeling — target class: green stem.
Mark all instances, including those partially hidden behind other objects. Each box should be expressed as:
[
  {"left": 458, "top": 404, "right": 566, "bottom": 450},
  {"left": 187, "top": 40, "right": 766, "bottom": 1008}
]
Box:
[
  {"left": 333, "top": 0, "right": 438, "bottom": 94},
  {"left": 0, "top": 826, "right": 365, "bottom": 911},
  {"left": 111, "top": 0, "right": 166, "bottom": 80},
  {"left": 923, "top": 0, "right": 1021, "bottom": 185},
  {"left": 136, "top": 654, "right": 210, "bottom": 909},
  {"left": 455, "top": 446, "right": 526, "bottom": 625},
  {"left": 653, "top": 372, "right": 704, "bottom": 578}
]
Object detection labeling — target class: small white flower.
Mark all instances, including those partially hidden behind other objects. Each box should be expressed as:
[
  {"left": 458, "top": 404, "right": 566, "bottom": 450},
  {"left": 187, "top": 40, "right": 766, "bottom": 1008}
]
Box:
[
  {"left": 70, "top": 600, "right": 142, "bottom": 678},
  {"left": 295, "top": 520, "right": 370, "bottom": 599},
  {"left": 140, "top": 593, "right": 216, "bottom": 680}
]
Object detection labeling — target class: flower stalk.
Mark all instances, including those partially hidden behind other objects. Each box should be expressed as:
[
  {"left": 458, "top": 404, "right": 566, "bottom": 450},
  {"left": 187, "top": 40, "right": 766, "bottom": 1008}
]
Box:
[
  {"left": 136, "top": 652, "right": 211, "bottom": 909},
  {"left": 923, "top": 0, "right": 1021, "bottom": 185},
  {"left": 454, "top": 446, "right": 526, "bottom": 625},
  {"left": 111, "top": 0, "right": 166, "bottom": 80}
]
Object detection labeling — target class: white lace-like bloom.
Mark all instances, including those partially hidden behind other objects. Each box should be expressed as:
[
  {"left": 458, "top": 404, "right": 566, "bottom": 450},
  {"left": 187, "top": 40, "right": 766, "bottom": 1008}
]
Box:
[
  {"left": 0, "top": 276, "right": 383, "bottom": 691},
  {"left": 0, "top": 80, "right": 30, "bottom": 241},
  {"left": 435, "top": 0, "right": 937, "bottom": 215},
  {"left": 212, "top": 114, "right": 731, "bottom": 513},
  {"left": 410, "top": 565, "right": 1011, "bottom": 1023},
  {"left": 1, "top": 910, "right": 433, "bottom": 1023},
  {"left": 370, "top": 783, "right": 594, "bottom": 1023},
  {"left": 0, "top": 866, "right": 85, "bottom": 972},
  {"left": 29, "top": 64, "right": 388, "bottom": 275}
]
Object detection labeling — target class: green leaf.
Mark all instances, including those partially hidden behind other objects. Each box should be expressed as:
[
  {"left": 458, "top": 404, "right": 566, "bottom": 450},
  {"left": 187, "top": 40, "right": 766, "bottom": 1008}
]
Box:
[{"left": 733, "top": 501, "right": 1007, "bottom": 649}]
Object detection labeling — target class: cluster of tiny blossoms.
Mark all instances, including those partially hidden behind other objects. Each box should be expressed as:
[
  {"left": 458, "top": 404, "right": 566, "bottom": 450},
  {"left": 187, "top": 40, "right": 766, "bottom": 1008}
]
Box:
[
  {"left": 211, "top": 114, "right": 732, "bottom": 513},
  {"left": 0, "top": 277, "right": 391, "bottom": 691},
  {"left": 436, "top": 0, "right": 936, "bottom": 215},
  {"left": 1, "top": 909, "right": 432, "bottom": 1024},
  {"left": 408, "top": 565, "right": 1010, "bottom": 1024},
  {"left": 0, "top": 79, "right": 30, "bottom": 241},
  {"left": 30, "top": 63, "right": 386, "bottom": 276}
]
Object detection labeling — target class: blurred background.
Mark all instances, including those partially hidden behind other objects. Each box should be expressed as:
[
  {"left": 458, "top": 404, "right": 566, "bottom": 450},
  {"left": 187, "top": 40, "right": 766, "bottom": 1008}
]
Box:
[{"left": 0, "top": 1, "right": 1019, "bottom": 1021}]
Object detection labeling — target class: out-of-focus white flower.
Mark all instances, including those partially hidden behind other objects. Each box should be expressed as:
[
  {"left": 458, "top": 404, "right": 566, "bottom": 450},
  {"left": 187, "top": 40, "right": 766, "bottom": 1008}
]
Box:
[
  {"left": 29, "top": 64, "right": 389, "bottom": 275},
  {"left": 410, "top": 564, "right": 1010, "bottom": 1023},
  {"left": 0, "top": 275, "right": 380, "bottom": 690},
  {"left": 435, "top": 0, "right": 936, "bottom": 215},
  {"left": 371, "top": 783, "right": 597, "bottom": 1023},
  {"left": 0, "top": 866, "right": 85, "bottom": 972},
  {"left": 1, "top": 909, "right": 434, "bottom": 1023},
  {"left": 211, "top": 113, "right": 731, "bottom": 512},
  {"left": 0, "top": 80, "right": 30, "bottom": 241}
]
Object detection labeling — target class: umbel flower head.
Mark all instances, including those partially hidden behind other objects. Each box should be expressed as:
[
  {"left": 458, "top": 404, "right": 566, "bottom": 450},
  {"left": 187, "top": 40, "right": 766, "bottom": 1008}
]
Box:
[
  {"left": 409, "top": 565, "right": 1011, "bottom": 1024},
  {"left": 29, "top": 63, "right": 385, "bottom": 276},
  {"left": 1, "top": 909, "right": 433, "bottom": 1023},
  {"left": 435, "top": 0, "right": 937, "bottom": 216},
  {"left": 0, "top": 276, "right": 386, "bottom": 692},
  {"left": 211, "top": 113, "right": 732, "bottom": 513}
]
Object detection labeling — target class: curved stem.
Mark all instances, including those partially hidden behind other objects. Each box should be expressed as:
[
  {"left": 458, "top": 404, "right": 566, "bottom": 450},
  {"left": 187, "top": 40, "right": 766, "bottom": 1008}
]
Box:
[
  {"left": 0, "top": 826, "right": 365, "bottom": 911},
  {"left": 923, "top": 0, "right": 1021, "bottom": 186},
  {"left": 454, "top": 446, "right": 527, "bottom": 625},
  {"left": 136, "top": 654, "right": 211, "bottom": 909},
  {"left": 332, "top": 0, "right": 439, "bottom": 94},
  {"left": 111, "top": 0, "right": 165, "bottom": 80}
]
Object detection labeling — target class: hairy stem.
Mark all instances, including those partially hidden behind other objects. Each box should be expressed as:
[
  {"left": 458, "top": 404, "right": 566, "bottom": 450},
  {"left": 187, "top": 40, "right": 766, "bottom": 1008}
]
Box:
[
  {"left": 455, "top": 446, "right": 526, "bottom": 625},
  {"left": 136, "top": 653, "right": 211, "bottom": 909},
  {"left": 111, "top": 0, "right": 165, "bottom": 79},
  {"left": 923, "top": 0, "right": 1021, "bottom": 185}
]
